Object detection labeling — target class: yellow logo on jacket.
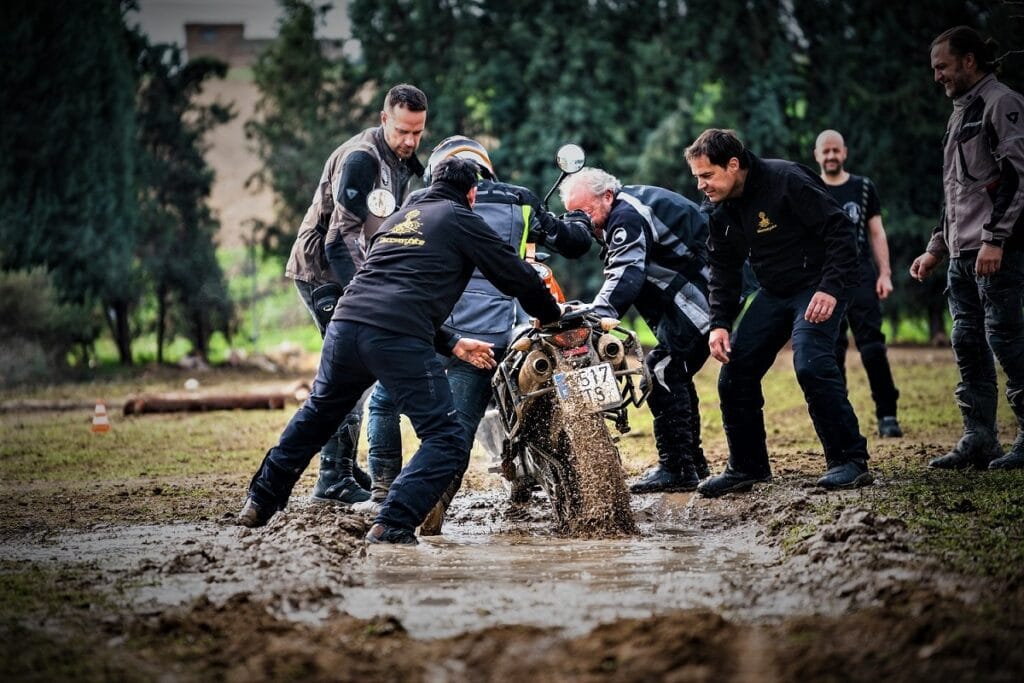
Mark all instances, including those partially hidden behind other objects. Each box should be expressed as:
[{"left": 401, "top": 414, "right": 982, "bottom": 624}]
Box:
[
  {"left": 380, "top": 208, "right": 426, "bottom": 246},
  {"left": 756, "top": 211, "right": 777, "bottom": 234}
]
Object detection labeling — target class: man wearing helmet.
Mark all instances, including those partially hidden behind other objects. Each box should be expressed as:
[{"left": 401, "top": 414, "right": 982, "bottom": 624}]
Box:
[
  {"left": 360, "top": 135, "right": 594, "bottom": 534},
  {"left": 284, "top": 84, "right": 428, "bottom": 507}
]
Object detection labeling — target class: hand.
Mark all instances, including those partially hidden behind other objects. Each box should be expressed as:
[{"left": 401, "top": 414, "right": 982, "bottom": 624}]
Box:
[
  {"left": 709, "top": 328, "right": 731, "bottom": 364},
  {"left": 910, "top": 252, "right": 940, "bottom": 281},
  {"left": 561, "top": 209, "right": 594, "bottom": 237},
  {"left": 976, "top": 243, "right": 1003, "bottom": 276},
  {"left": 875, "top": 274, "right": 893, "bottom": 300},
  {"left": 452, "top": 338, "right": 496, "bottom": 370},
  {"left": 804, "top": 291, "right": 837, "bottom": 323}
]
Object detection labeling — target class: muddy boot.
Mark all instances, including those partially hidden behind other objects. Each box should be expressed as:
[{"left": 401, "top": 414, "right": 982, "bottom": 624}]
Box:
[
  {"left": 816, "top": 459, "right": 873, "bottom": 489},
  {"left": 420, "top": 477, "right": 461, "bottom": 536},
  {"left": 366, "top": 523, "right": 418, "bottom": 545},
  {"left": 237, "top": 496, "right": 274, "bottom": 528},
  {"left": 877, "top": 416, "right": 903, "bottom": 438},
  {"left": 368, "top": 452, "right": 403, "bottom": 503},
  {"left": 311, "top": 420, "right": 371, "bottom": 504},
  {"left": 990, "top": 424, "right": 1024, "bottom": 470},
  {"left": 630, "top": 413, "right": 700, "bottom": 493},
  {"left": 928, "top": 420, "right": 1002, "bottom": 470},
  {"left": 696, "top": 466, "right": 772, "bottom": 498}
]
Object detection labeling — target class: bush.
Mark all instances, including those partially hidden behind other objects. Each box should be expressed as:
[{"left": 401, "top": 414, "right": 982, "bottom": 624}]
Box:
[{"left": 0, "top": 268, "right": 96, "bottom": 385}]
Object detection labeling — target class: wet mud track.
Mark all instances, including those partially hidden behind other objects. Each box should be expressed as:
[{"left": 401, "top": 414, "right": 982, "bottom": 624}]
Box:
[{"left": 3, "top": 482, "right": 1022, "bottom": 681}]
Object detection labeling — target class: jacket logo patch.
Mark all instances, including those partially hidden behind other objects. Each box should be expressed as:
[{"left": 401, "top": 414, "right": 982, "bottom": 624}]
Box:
[
  {"left": 1009, "top": 111, "right": 1020, "bottom": 124},
  {"left": 380, "top": 209, "right": 425, "bottom": 246},
  {"left": 611, "top": 228, "right": 627, "bottom": 245},
  {"left": 756, "top": 211, "right": 777, "bottom": 234}
]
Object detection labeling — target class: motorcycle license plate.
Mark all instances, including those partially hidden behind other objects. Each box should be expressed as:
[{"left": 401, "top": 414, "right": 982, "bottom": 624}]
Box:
[{"left": 553, "top": 362, "right": 621, "bottom": 412}]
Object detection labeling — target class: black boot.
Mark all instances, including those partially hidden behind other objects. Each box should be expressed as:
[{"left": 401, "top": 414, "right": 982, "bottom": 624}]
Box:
[
  {"left": 311, "top": 418, "right": 371, "bottom": 504},
  {"left": 928, "top": 420, "right": 1002, "bottom": 470},
  {"left": 696, "top": 466, "right": 772, "bottom": 498},
  {"left": 630, "top": 412, "right": 700, "bottom": 494},
  {"left": 816, "top": 459, "right": 873, "bottom": 489},
  {"left": 990, "top": 425, "right": 1024, "bottom": 470}
]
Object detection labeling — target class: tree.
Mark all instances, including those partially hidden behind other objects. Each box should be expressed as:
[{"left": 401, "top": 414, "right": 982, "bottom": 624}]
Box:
[
  {"left": 0, "top": 0, "right": 137, "bottom": 358},
  {"left": 128, "top": 30, "right": 236, "bottom": 363},
  {"left": 246, "top": 0, "right": 372, "bottom": 259}
]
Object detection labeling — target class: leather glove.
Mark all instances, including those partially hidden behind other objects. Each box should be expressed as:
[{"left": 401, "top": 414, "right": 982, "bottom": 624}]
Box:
[{"left": 561, "top": 209, "right": 593, "bottom": 235}]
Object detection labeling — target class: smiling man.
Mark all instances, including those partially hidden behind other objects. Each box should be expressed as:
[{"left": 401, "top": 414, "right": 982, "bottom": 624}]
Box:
[
  {"left": 685, "top": 128, "right": 870, "bottom": 495},
  {"left": 911, "top": 26, "right": 1024, "bottom": 471}
]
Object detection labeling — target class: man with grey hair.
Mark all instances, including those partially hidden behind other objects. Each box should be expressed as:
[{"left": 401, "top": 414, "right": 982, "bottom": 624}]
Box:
[{"left": 561, "top": 168, "right": 712, "bottom": 493}]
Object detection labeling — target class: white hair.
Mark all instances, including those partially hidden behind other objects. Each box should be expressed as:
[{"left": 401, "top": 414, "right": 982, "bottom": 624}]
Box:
[{"left": 559, "top": 167, "right": 622, "bottom": 204}]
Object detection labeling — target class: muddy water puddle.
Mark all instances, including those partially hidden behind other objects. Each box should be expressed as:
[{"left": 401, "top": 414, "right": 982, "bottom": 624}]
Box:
[
  {"left": 342, "top": 493, "right": 775, "bottom": 638},
  {"left": 2, "top": 493, "right": 780, "bottom": 638}
]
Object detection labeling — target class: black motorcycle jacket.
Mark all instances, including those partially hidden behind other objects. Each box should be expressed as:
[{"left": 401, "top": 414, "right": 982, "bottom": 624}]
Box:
[
  {"left": 335, "top": 182, "right": 561, "bottom": 344},
  {"left": 706, "top": 152, "right": 858, "bottom": 331}
]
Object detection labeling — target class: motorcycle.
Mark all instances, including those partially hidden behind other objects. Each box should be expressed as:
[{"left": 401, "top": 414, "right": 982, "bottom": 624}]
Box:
[{"left": 487, "top": 144, "right": 651, "bottom": 535}]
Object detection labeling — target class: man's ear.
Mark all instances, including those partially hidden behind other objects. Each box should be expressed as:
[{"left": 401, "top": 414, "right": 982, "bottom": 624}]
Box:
[
  {"left": 467, "top": 185, "right": 478, "bottom": 207},
  {"left": 727, "top": 157, "right": 740, "bottom": 173},
  {"left": 380, "top": 109, "right": 388, "bottom": 126}
]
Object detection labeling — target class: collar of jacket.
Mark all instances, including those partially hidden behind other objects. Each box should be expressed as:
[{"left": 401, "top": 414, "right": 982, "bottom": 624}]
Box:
[
  {"left": 372, "top": 127, "right": 426, "bottom": 177},
  {"left": 953, "top": 73, "right": 997, "bottom": 110},
  {"left": 416, "top": 182, "right": 472, "bottom": 208}
]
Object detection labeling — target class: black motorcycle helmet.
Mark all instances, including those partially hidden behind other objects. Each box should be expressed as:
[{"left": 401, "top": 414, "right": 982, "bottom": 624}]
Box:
[{"left": 423, "top": 135, "right": 496, "bottom": 184}]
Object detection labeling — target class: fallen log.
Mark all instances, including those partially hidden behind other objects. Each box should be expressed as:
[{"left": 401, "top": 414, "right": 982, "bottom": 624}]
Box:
[{"left": 123, "top": 392, "right": 288, "bottom": 415}]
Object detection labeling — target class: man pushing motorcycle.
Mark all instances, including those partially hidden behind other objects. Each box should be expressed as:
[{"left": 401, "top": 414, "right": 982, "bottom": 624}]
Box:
[
  {"left": 238, "top": 157, "right": 564, "bottom": 544},
  {"left": 560, "top": 168, "right": 713, "bottom": 493}
]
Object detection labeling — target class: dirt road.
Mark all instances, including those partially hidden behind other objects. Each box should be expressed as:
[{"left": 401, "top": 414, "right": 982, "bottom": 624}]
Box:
[{"left": 2, "top": 349, "right": 1022, "bottom": 681}]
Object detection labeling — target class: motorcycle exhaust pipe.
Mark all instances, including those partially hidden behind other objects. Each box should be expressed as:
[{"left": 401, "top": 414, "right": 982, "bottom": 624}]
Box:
[
  {"left": 597, "top": 333, "right": 625, "bottom": 368},
  {"left": 517, "top": 350, "right": 553, "bottom": 392}
]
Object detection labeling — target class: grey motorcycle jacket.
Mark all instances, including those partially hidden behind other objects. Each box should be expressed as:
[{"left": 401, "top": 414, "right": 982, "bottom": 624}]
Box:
[{"left": 927, "top": 74, "right": 1024, "bottom": 258}]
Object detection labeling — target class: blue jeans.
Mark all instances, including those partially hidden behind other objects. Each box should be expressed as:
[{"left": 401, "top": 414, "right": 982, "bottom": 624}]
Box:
[
  {"left": 835, "top": 259, "right": 900, "bottom": 419},
  {"left": 718, "top": 286, "right": 868, "bottom": 473},
  {"left": 247, "top": 321, "right": 467, "bottom": 531},
  {"left": 366, "top": 352, "right": 500, "bottom": 495},
  {"left": 947, "top": 251, "right": 1024, "bottom": 428}
]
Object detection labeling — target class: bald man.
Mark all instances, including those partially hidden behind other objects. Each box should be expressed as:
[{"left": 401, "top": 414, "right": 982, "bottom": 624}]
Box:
[{"left": 814, "top": 130, "right": 903, "bottom": 438}]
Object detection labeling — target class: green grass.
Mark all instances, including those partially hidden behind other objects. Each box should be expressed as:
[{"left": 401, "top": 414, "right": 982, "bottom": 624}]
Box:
[{"left": 869, "top": 460, "right": 1024, "bottom": 582}]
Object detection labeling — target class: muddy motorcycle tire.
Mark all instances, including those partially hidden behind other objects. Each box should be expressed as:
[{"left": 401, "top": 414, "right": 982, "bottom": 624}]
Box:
[{"left": 537, "top": 406, "right": 637, "bottom": 536}]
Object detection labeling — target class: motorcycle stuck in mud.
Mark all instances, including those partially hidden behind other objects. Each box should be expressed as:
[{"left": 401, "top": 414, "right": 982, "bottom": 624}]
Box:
[{"left": 486, "top": 144, "right": 650, "bottom": 536}]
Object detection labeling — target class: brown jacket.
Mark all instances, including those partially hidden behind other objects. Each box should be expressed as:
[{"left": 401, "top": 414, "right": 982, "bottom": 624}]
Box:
[{"left": 285, "top": 127, "right": 423, "bottom": 285}]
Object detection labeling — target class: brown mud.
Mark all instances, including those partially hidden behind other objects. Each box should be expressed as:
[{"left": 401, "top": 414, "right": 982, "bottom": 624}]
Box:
[{"left": 4, "top": 477, "right": 1022, "bottom": 681}]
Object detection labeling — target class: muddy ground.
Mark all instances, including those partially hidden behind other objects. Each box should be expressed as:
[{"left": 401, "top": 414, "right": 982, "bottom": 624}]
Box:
[{"left": 2, "top": 348, "right": 1023, "bottom": 681}]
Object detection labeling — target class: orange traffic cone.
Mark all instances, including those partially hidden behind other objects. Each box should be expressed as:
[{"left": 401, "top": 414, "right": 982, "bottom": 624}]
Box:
[{"left": 91, "top": 400, "right": 111, "bottom": 434}]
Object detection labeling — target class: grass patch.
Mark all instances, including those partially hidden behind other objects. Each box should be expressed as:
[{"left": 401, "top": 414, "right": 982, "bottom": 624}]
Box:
[{"left": 870, "top": 459, "right": 1024, "bottom": 582}]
